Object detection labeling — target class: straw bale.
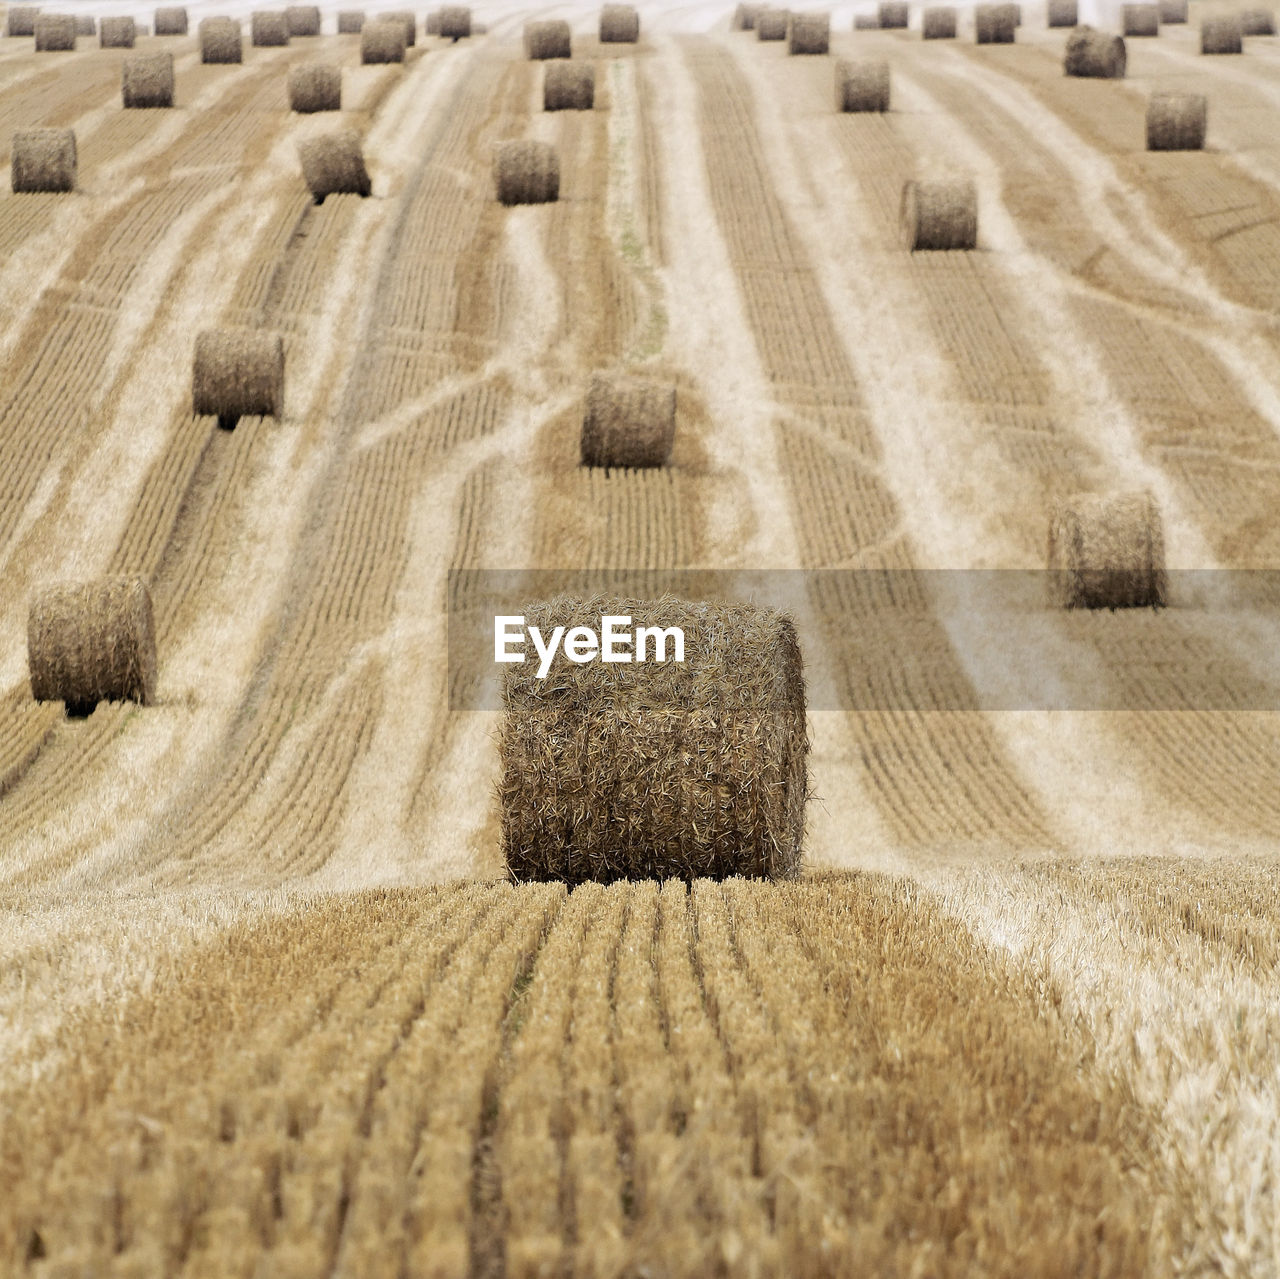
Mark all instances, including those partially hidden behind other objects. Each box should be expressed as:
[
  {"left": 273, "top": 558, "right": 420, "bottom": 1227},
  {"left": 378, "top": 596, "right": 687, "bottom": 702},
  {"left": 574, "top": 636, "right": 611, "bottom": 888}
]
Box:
[
  {"left": 154, "top": 5, "right": 187, "bottom": 32},
  {"left": 337, "top": 9, "right": 365, "bottom": 31},
  {"left": 1201, "top": 13, "right": 1242, "bottom": 50},
  {"left": 200, "top": 16, "right": 241, "bottom": 60},
  {"left": 378, "top": 9, "right": 415, "bottom": 43},
  {"left": 732, "top": 3, "right": 762, "bottom": 26},
  {"left": 99, "top": 16, "right": 136, "bottom": 45},
  {"left": 1047, "top": 0, "right": 1077, "bottom": 26},
  {"left": 1122, "top": 3, "right": 1158, "bottom": 35},
  {"left": 122, "top": 52, "right": 174, "bottom": 107},
  {"left": 975, "top": 4, "right": 1016, "bottom": 41},
  {"left": 580, "top": 373, "right": 676, "bottom": 469},
  {"left": 34, "top": 14, "right": 75, "bottom": 48},
  {"left": 494, "top": 139, "right": 558, "bottom": 204},
  {"left": 878, "top": 0, "right": 908, "bottom": 23},
  {"left": 1157, "top": 0, "right": 1186, "bottom": 21},
  {"left": 835, "top": 57, "right": 889, "bottom": 109},
  {"left": 438, "top": 5, "right": 470, "bottom": 37},
  {"left": 289, "top": 63, "right": 341, "bottom": 110},
  {"left": 524, "top": 18, "right": 570, "bottom": 57},
  {"left": 544, "top": 60, "right": 594, "bottom": 110},
  {"left": 192, "top": 329, "right": 284, "bottom": 426},
  {"left": 1146, "top": 91, "right": 1205, "bottom": 148},
  {"left": 1241, "top": 7, "right": 1275, "bottom": 33},
  {"left": 922, "top": 7, "right": 957, "bottom": 37},
  {"left": 251, "top": 10, "right": 288, "bottom": 44},
  {"left": 600, "top": 3, "right": 638, "bottom": 40},
  {"left": 901, "top": 177, "right": 977, "bottom": 249},
  {"left": 1064, "top": 24, "right": 1126, "bottom": 74},
  {"left": 285, "top": 4, "right": 319, "bottom": 33},
  {"left": 298, "top": 130, "right": 370, "bottom": 201},
  {"left": 360, "top": 18, "right": 404, "bottom": 58},
  {"left": 789, "top": 12, "right": 829, "bottom": 50},
  {"left": 1047, "top": 492, "right": 1166, "bottom": 609},
  {"left": 11, "top": 127, "right": 75, "bottom": 191},
  {"left": 6, "top": 6, "right": 39, "bottom": 36},
  {"left": 757, "top": 7, "right": 788, "bottom": 36}
]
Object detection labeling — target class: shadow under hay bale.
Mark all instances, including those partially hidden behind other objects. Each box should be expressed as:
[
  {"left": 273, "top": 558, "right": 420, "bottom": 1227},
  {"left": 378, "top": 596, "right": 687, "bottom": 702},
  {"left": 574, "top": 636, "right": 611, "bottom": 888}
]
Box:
[
  {"left": 600, "top": 3, "right": 639, "bottom": 40},
  {"left": 290, "top": 63, "right": 341, "bottom": 110},
  {"left": 1122, "top": 3, "right": 1158, "bottom": 35},
  {"left": 1065, "top": 25, "right": 1126, "bottom": 74},
  {"left": 154, "top": 5, "right": 187, "bottom": 33},
  {"left": 836, "top": 58, "right": 889, "bottom": 109},
  {"left": 499, "top": 595, "right": 808, "bottom": 884},
  {"left": 29, "top": 578, "right": 157, "bottom": 715},
  {"left": 123, "top": 52, "right": 174, "bottom": 107},
  {"left": 1201, "top": 13, "right": 1242, "bottom": 50},
  {"left": 193, "top": 329, "right": 284, "bottom": 427},
  {"left": 100, "top": 16, "right": 136, "bottom": 46},
  {"left": 361, "top": 19, "right": 404, "bottom": 59},
  {"left": 733, "top": 2, "right": 762, "bottom": 27},
  {"left": 438, "top": 5, "right": 470, "bottom": 38},
  {"left": 1158, "top": 0, "right": 1186, "bottom": 19},
  {"left": 1147, "top": 91, "right": 1205, "bottom": 149},
  {"left": 6, "top": 7, "right": 39, "bottom": 36},
  {"left": 1241, "top": 8, "right": 1275, "bottom": 34},
  {"left": 581, "top": 373, "right": 676, "bottom": 469},
  {"left": 298, "top": 131, "right": 370, "bottom": 201},
  {"left": 922, "top": 6, "right": 957, "bottom": 37},
  {"left": 378, "top": 9, "right": 416, "bottom": 44},
  {"left": 11, "top": 127, "right": 75, "bottom": 192},
  {"left": 544, "top": 61, "right": 594, "bottom": 110},
  {"left": 524, "top": 18, "right": 570, "bottom": 57},
  {"left": 975, "top": 4, "right": 1016, "bottom": 42},
  {"left": 878, "top": 0, "right": 908, "bottom": 24},
  {"left": 285, "top": 4, "right": 320, "bottom": 34},
  {"left": 75, "top": 15, "right": 95, "bottom": 36},
  {"left": 902, "top": 177, "right": 977, "bottom": 249},
  {"left": 1047, "top": 0, "right": 1077, "bottom": 26},
  {"left": 251, "top": 10, "right": 289, "bottom": 44},
  {"left": 200, "top": 16, "right": 241, "bottom": 60},
  {"left": 337, "top": 9, "right": 365, "bottom": 31},
  {"left": 1047, "top": 492, "right": 1166, "bottom": 609},
  {"left": 790, "top": 12, "right": 830, "bottom": 51},
  {"left": 494, "top": 139, "right": 559, "bottom": 204},
  {"left": 34, "top": 14, "right": 75, "bottom": 49}
]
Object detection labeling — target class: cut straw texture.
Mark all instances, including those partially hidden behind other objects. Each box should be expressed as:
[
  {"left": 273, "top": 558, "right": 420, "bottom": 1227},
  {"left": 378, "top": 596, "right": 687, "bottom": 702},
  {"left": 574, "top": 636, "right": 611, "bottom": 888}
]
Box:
[
  {"left": 200, "top": 16, "right": 241, "bottom": 60},
  {"left": 524, "top": 18, "right": 570, "bottom": 57},
  {"left": 975, "top": 4, "right": 1016, "bottom": 41},
  {"left": 1158, "top": 0, "right": 1186, "bottom": 19},
  {"left": 289, "top": 63, "right": 341, "bottom": 110},
  {"left": 438, "top": 5, "right": 470, "bottom": 37},
  {"left": 33, "top": 14, "right": 75, "bottom": 48},
  {"left": 790, "top": 12, "right": 830, "bottom": 51},
  {"left": 1241, "top": 8, "right": 1275, "bottom": 34},
  {"left": 154, "top": 5, "right": 187, "bottom": 33},
  {"left": 1064, "top": 25, "right": 1126, "bottom": 74},
  {"left": 1047, "top": 0, "right": 1077, "bottom": 26},
  {"left": 1122, "top": 3, "right": 1159, "bottom": 35},
  {"left": 28, "top": 578, "right": 157, "bottom": 714},
  {"left": 192, "top": 329, "right": 284, "bottom": 427},
  {"left": 122, "top": 52, "right": 174, "bottom": 107},
  {"left": 6, "top": 7, "right": 39, "bottom": 36},
  {"left": 285, "top": 4, "right": 320, "bottom": 34},
  {"left": 757, "top": 8, "right": 788, "bottom": 37},
  {"left": 298, "top": 130, "right": 370, "bottom": 201},
  {"left": 1146, "top": 91, "right": 1206, "bottom": 148},
  {"left": 1047, "top": 492, "right": 1167, "bottom": 609},
  {"left": 600, "top": 3, "right": 639, "bottom": 39},
  {"left": 878, "top": 0, "right": 908, "bottom": 25},
  {"left": 378, "top": 9, "right": 415, "bottom": 43},
  {"left": 901, "top": 177, "right": 977, "bottom": 249},
  {"left": 922, "top": 7, "right": 957, "bottom": 37},
  {"left": 836, "top": 58, "right": 889, "bottom": 109},
  {"left": 360, "top": 19, "right": 404, "bottom": 59},
  {"left": 100, "top": 16, "right": 136, "bottom": 45},
  {"left": 732, "top": 2, "right": 762, "bottom": 26},
  {"left": 494, "top": 139, "right": 559, "bottom": 204},
  {"left": 337, "top": 9, "right": 365, "bottom": 31},
  {"left": 10, "top": 127, "right": 75, "bottom": 192},
  {"left": 1201, "top": 13, "right": 1242, "bottom": 50},
  {"left": 251, "top": 10, "right": 288, "bottom": 44},
  {"left": 499, "top": 594, "right": 808, "bottom": 884},
  {"left": 580, "top": 373, "right": 676, "bottom": 469},
  {"left": 544, "top": 61, "right": 594, "bottom": 110}
]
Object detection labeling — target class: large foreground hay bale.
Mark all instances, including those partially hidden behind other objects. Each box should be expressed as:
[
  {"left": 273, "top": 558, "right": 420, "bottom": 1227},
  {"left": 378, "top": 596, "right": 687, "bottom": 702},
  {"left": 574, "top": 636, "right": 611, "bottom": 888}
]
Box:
[
  {"left": 75, "top": 15, "right": 95, "bottom": 36},
  {"left": 1122, "top": 3, "right": 1158, "bottom": 35},
  {"left": 33, "top": 14, "right": 75, "bottom": 49},
  {"left": 789, "top": 12, "right": 829, "bottom": 51},
  {"left": 524, "top": 18, "right": 570, "bottom": 57},
  {"left": 600, "top": 3, "right": 638, "bottom": 39},
  {"left": 1147, "top": 91, "right": 1205, "bottom": 148},
  {"left": 1047, "top": 492, "right": 1166, "bottom": 609},
  {"left": 11, "top": 127, "right": 75, "bottom": 191},
  {"left": 901, "top": 177, "right": 977, "bottom": 249},
  {"left": 757, "top": 7, "right": 788, "bottom": 37},
  {"left": 298, "top": 130, "right": 370, "bottom": 201},
  {"left": 193, "top": 329, "right": 284, "bottom": 427},
  {"left": 544, "top": 60, "right": 594, "bottom": 110},
  {"left": 1047, "top": 0, "right": 1077, "bottom": 26},
  {"left": 878, "top": 0, "right": 908, "bottom": 24},
  {"left": 975, "top": 4, "right": 1016, "bottom": 41},
  {"left": 581, "top": 373, "right": 676, "bottom": 468},
  {"left": 501, "top": 595, "right": 808, "bottom": 883},
  {"left": 438, "top": 5, "right": 470, "bottom": 38},
  {"left": 1241, "top": 8, "right": 1275, "bottom": 34},
  {"left": 251, "top": 10, "right": 288, "bottom": 44},
  {"left": 337, "top": 10, "right": 365, "bottom": 32},
  {"left": 100, "top": 15, "right": 136, "bottom": 45},
  {"left": 1201, "top": 13, "right": 1242, "bottom": 50},
  {"left": 836, "top": 58, "right": 889, "bottom": 109},
  {"left": 1065, "top": 25, "right": 1126, "bottom": 74},
  {"left": 285, "top": 4, "right": 320, "bottom": 34},
  {"left": 494, "top": 139, "right": 559, "bottom": 204},
  {"left": 289, "top": 63, "right": 341, "bottom": 110},
  {"left": 1157, "top": 0, "right": 1186, "bottom": 19},
  {"left": 29, "top": 578, "right": 157, "bottom": 714},
  {"left": 122, "top": 52, "right": 174, "bottom": 107},
  {"left": 361, "top": 18, "right": 404, "bottom": 59},
  {"left": 154, "top": 5, "right": 187, "bottom": 33},
  {"left": 922, "top": 7, "right": 957, "bottom": 37},
  {"left": 200, "top": 16, "right": 241, "bottom": 60},
  {"left": 733, "top": 2, "right": 762, "bottom": 27},
  {"left": 378, "top": 9, "right": 415, "bottom": 43},
  {"left": 6, "top": 7, "right": 39, "bottom": 36}
]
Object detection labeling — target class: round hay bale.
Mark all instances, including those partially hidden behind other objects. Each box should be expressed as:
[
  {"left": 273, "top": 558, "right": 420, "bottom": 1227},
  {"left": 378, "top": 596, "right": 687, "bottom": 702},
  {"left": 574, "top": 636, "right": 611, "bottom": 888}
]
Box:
[
  {"left": 361, "top": 19, "right": 404, "bottom": 59},
  {"left": 1047, "top": 0, "right": 1077, "bottom": 27},
  {"left": 878, "top": 0, "right": 909, "bottom": 24},
  {"left": 524, "top": 19, "right": 570, "bottom": 57},
  {"left": 835, "top": 58, "right": 889, "bottom": 109},
  {"left": 337, "top": 10, "right": 365, "bottom": 32},
  {"left": 33, "top": 14, "right": 75, "bottom": 49},
  {"left": 193, "top": 329, "right": 284, "bottom": 427},
  {"left": 438, "top": 5, "right": 470, "bottom": 38},
  {"left": 285, "top": 4, "right": 320, "bottom": 34},
  {"left": 1146, "top": 90, "right": 1206, "bottom": 148},
  {"left": 499, "top": 594, "right": 808, "bottom": 884},
  {"left": 378, "top": 9, "right": 415, "bottom": 44},
  {"left": 494, "top": 139, "right": 559, "bottom": 205},
  {"left": 10, "top": 127, "right": 75, "bottom": 192},
  {"left": 1241, "top": 7, "right": 1275, "bottom": 34},
  {"left": 1157, "top": 0, "right": 1186, "bottom": 22},
  {"left": 581, "top": 373, "right": 676, "bottom": 468},
  {"left": 199, "top": 16, "right": 241, "bottom": 61},
  {"left": 901, "top": 177, "right": 977, "bottom": 249},
  {"left": 922, "top": 7, "right": 957, "bottom": 37},
  {"left": 1064, "top": 25, "right": 1126, "bottom": 74},
  {"left": 289, "top": 63, "right": 341, "bottom": 110},
  {"left": 1047, "top": 492, "right": 1166, "bottom": 609},
  {"left": 6, "top": 7, "right": 39, "bottom": 37},
  {"left": 757, "top": 8, "right": 788, "bottom": 37},
  {"left": 544, "top": 60, "right": 594, "bottom": 110},
  {"left": 28, "top": 578, "right": 157, "bottom": 714},
  {"left": 975, "top": 4, "right": 1016, "bottom": 41},
  {"left": 600, "top": 3, "right": 639, "bottom": 40},
  {"left": 122, "top": 52, "right": 174, "bottom": 107},
  {"left": 732, "top": 3, "right": 762, "bottom": 28},
  {"left": 853, "top": 13, "right": 880, "bottom": 26},
  {"left": 1201, "top": 13, "right": 1242, "bottom": 50},
  {"left": 251, "top": 10, "right": 289, "bottom": 44},
  {"left": 424, "top": 8, "right": 441, "bottom": 33},
  {"left": 789, "top": 12, "right": 829, "bottom": 51},
  {"left": 298, "top": 130, "right": 370, "bottom": 201},
  {"left": 1121, "top": 3, "right": 1158, "bottom": 35},
  {"left": 153, "top": 5, "right": 187, "bottom": 33},
  {"left": 99, "top": 16, "right": 137, "bottom": 46},
  {"left": 75, "top": 15, "right": 96, "bottom": 36}
]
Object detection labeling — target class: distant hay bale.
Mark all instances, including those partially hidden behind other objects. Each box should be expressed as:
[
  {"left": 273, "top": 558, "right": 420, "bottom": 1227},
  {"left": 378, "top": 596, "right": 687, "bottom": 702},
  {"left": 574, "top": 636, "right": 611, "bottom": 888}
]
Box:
[
  {"left": 732, "top": 3, "right": 762, "bottom": 28},
  {"left": 494, "top": 139, "right": 559, "bottom": 204},
  {"left": 193, "top": 329, "right": 284, "bottom": 427},
  {"left": 878, "top": 0, "right": 908, "bottom": 24},
  {"left": 901, "top": 177, "right": 977, "bottom": 249},
  {"left": 75, "top": 15, "right": 95, "bottom": 36},
  {"left": 1121, "top": 4, "right": 1158, "bottom": 35},
  {"left": 378, "top": 9, "right": 415, "bottom": 44},
  {"left": 28, "top": 578, "right": 157, "bottom": 714},
  {"left": 1241, "top": 8, "right": 1275, "bottom": 34},
  {"left": 438, "top": 5, "right": 470, "bottom": 37},
  {"left": 122, "top": 52, "right": 174, "bottom": 107},
  {"left": 199, "top": 16, "right": 241, "bottom": 60},
  {"left": 153, "top": 5, "right": 187, "bottom": 33},
  {"left": 6, "top": 6, "right": 39, "bottom": 36},
  {"left": 360, "top": 19, "right": 404, "bottom": 59},
  {"left": 835, "top": 58, "right": 889, "bottom": 109},
  {"left": 1157, "top": 0, "right": 1186, "bottom": 22},
  {"left": 285, "top": 4, "right": 320, "bottom": 34},
  {"left": 600, "top": 3, "right": 639, "bottom": 40},
  {"left": 922, "top": 7, "right": 957, "bottom": 37},
  {"left": 757, "top": 8, "right": 788, "bottom": 37},
  {"left": 10, "top": 127, "right": 75, "bottom": 192},
  {"left": 581, "top": 373, "right": 676, "bottom": 468},
  {"left": 544, "top": 60, "right": 594, "bottom": 110},
  {"left": 289, "top": 63, "right": 341, "bottom": 110},
  {"left": 853, "top": 12, "right": 879, "bottom": 26},
  {"left": 975, "top": 4, "right": 1016, "bottom": 41},
  {"left": 1064, "top": 25, "right": 1126, "bottom": 74},
  {"left": 425, "top": 8, "right": 440, "bottom": 32},
  {"left": 100, "top": 16, "right": 136, "bottom": 45},
  {"left": 1047, "top": 492, "right": 1166, "bottom": 609},
  {"left": 251, "top": 10, "right": 288, "bottom": 44},
  {"left": 1146, "top": 90, "right": 1206, "bottom": 148},
  {"left": 499, "top": 594, "right": 808, "bottom": 884},
  {"left": 297, "top": 130, "right": 370, "bottom": 201},
  {"left": 33, "top": 14, "right": 75, "bottom": 49},
  {"left": 1200, "top": 13, "right": 1242, "bottom": 50},
  {"left": 524, "top": 19, "right": 570, "bottom": 57},
  {"left": 337, "top": 9, "right": 365, "bottom": 31},
  {"left": 1047, "top": 0, "right": 1077, "bottom": 27},
  {"left": 789, "top": 12, "right": 829, "bottom": 51}
]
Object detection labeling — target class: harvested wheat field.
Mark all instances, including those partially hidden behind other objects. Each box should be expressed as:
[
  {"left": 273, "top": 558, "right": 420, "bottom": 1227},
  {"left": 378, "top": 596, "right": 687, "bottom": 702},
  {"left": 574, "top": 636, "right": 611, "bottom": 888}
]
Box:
[{"left": 2, "top": 0, "right": 1280, "bottom": 1273}]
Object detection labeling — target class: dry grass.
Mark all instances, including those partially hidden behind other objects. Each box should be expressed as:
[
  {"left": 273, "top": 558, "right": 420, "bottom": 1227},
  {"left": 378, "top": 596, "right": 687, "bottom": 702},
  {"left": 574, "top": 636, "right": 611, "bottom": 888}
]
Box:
[
  {"left": 10, "top": 127, "right": 75, "bottom": 193},
  {"left": 922, "top": 6, "right": 957, "bottom": 38},
  {"left": 1047, "top": 0, "right": 1077, "bottom": 27},
  {"left": 1122, "top": 3, "right": 1159, "bottom": 36},
  {"left": 524, "top": 18, "right": 571, "bottom": 59},
  {"left": 600, "top": 2, "right": 639, "bottom": 42},
  {"left": 789, "top": 12, "right": 829, "bottom": 52},
  {"left": 337, "top": 9, "right": 364, "bottom": 32},
  {"left": 289, "top": 63, "right": 341, "bottom": 112},
  {"left": 122, "top": 52, "right": 174, "bottom": 109},
  {"left": 360, "top": 18, "right": 404, "bottom": 61},
  {"left": 1065, "top": 25, "right": 1127, "bottom": 75},
  {"left": 1201, "top": 13, "right": 1242, "bottom": 51},
  {"left": 975, "top": 3, "right": 1016, "bottom": 42},
  {"left": 153, "top": 5, "right": 187, "bottom": 34},
  {"left": 99, "top": 15, "right": 136, "bottom": 46},
  {"left": 544, "top": 60, "right": 595, "bottom": 111},
  {"left": 836, "top": 57, "right": 890, "bottom": 110},
  {"left": 297, "top": 130, "right": 370, "bottom": 201},
  {"left": 494, "top": 139, "right": 559, "bottom": 204},
  {"left": 5, "top": 6, "right": 39, "bottom": 37},
  {"left": 192, "top": 329, "right": 285, "bottom": 426},
  {"left": 901, "top": 177, "right": 977, "bottom": 249},
  {"left": 250, "top": 9, "right": 289, "bottom": 45},
  {"left": 1047, "top": 491, "right": 1167, "bottom": 609},
  {"left": 199, "top": 16, "right": 241, "bottom": 61},
  {"left": 1146, "top": 91, "right": 1206, "bottom": 150},
  {"left": 32, "top": 14, "right": 74, "bottom": 50},
  {"left": 285, "top": 4, "right": 320, "bottom": 35}
]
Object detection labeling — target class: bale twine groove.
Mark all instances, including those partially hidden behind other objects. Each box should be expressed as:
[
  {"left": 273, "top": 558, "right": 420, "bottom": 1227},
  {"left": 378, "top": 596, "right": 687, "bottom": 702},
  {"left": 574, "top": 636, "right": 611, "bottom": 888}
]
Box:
[
  {"left": 1146, "top": 91, "right": 1206, "bottom": 148},
  {"left": 1047, "top": 0, "right": 1077, "bottom": 26},
  {"left": 757, "top": 7, "right": 788, "bottom": 37},
  {"left": 360, "top": 19, "right": 404, "bottom": 59},
  {"left": 581, "top": 373, "right": 676, "bottom": 469},
  {"left": 524, "top": 18, "right": 570, "bottom": 57},
  {"left": 1122, "top": 3, "right": 1158, "bottom": 35},
  {"left": 285, "top": 4, "right": 320, "bottom": 34},
  {"left": 289, "top": 63, "right": 341, "bottom": 110},
  {"left": 28, "top": 578, "right": 157, "bottom": 714},
  {"left": 600, "top": 3, "right": 639, "bottom": 40},
  {"left": 544, "top": 60, "right": 594, "bottom": 110},
  {"left": 878, "top": 0, "right": 909, "bottom": 24},
  {"left": 1047, "top": 492, "right": 1166, "bottom": 609},
  {"left": 33, "top": 14, "right": 75, "bottom": 49},
  {"left": 1241, "top": 8, "right": 1275, "bottom": 34},
  {"left": 789, "top": 12, "right": 830, "bottom": 51},
  {"left": 901, "top": 177, "right": 977, "bottom": 249},
  {"left": 6, "top": 6, "right": 39, "bottom": 36},
  {"left": 500, "top": 594, "right": 808, "bottom": 884},
  {"left": 494, "top": 139, "right": 559, "bottom": 204},
  {"left": 733, "top": 2, "right": 763, "bottom": 26},
  {"left": 199, "top": 16, "right": 241, "bottom": 60},
  {"left": 922, "top": 7, "right": 957, "bottom": 37},
  {"left": 1064, "top": 25, "right": 1126, "bottom": 74},
  {"left": 122, "top": 52, "right": 174, "bottom": 107},
  {"left": 100, "top": 15, "right": 136, "bottom": 45},
  {"left": 75, "top": 15, "right": 95, "bottom": 36},
  {"left": 835, "top": 58, "right": 889, "bottom": 109},
  {"left": 975, "top": 4, "right": 1016, "bottom": 42},
  {"left": 438, "top": 5, "right": 471, "bottom": 38},
  {"left": 1157, "top": 0, "right": 1186, "bottom": 19},
  {"left": 251, "top": 10, "right": 289, "bottom": 44},
  {"left": 153, "top": 5, "right": 187, "bottom": 33},
  {"left": 378, "top": 9, "right": 415, "bottom": 44},
  {"left": 298, "top": 130, "right": 370, "bottom": 201},
  {"left": 192, "top": 329, "right": 284, "bottom": 427},
  {"left": 10, "top": 127, "right": 75, "bottom": 192},
  {"left": 337, "top": 9, "right": 365, "bottom": 31},
  {"left": 1201, "top": 13, "right": 1242, "bottom": 50}
]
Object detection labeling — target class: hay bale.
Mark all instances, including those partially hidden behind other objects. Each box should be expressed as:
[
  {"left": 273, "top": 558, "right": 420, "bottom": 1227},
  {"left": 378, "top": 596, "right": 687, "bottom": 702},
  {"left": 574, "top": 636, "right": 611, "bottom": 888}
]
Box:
[
  {"left": 922, "top": 7, "right": 957, "bottom": 37},
  {"left": 494, "top": 139, "right": 559, "bottom": 204},
  {"left": 975, "top": 4, "right": 1016, "bottom": 41},
  {"left": 581, "top": 373, "right": 676, "bottom": 468},
  {"left": 1201, "top": 13, "right": 1242, "bottom": 50},
  {"left": 424, "top": 8, "right": 440, "bottom": 33},
  {"left": 154, "top": 5, "right": 187, "bottom": 33},
  {"left": 544, "top": 60, "right": 594, "bottom": 110},
  {"left": 853, "top": 12, "right": 879, "bottom": 26},
  {"left": 524, "top": 19, "right": 570, "bottom": 57},
  {"left": 1047, "top": 0, "right": 1077, "bottom": 27},
  {"left": 757, "top": 7, "right": 788, "bottom": 37},
  {"left": 192, "top": 329, "right": 284, "bottom": 427},
  {"left": 901, "top": 177, "right": 977, "bottom": 249},
  {"left": 285, "top": 4, "right": 320, "bottom": 34},
  {"left": 6, "top": 7, "right": 39, "bottom": 36},
  {"left": 337, "top": 10, "right": 365, "bottom": 32},
  {"left": 251, "top": 10, "right": 288, "bottom": 44},
  {"left": 1047, "top": 492, "right": 1166, "bottom": 609},
  {"left": 499, "top": 594, "right": 808, "bottom": 884},
  {"left": 33, "top": 14, "right": 75, "bottom": 49},
  {"left": 378, "top": 9, "right": 415, "bottom": 44},
  {"left": 289, "top": 63, "right": 340, "bottom": 110},
  {"left": 1157, "top": 0, "right": 1186, "bottom": 22},
  {"left": 74, "top": 15, "right": 95, "bottom": 36},
  {"left": 122, "top": 52, "right": 174, "bottom": 107},
  {"left": 1146, "top": 90, "right": 1206, "bottom": 148},
  {"left": 360, "top": 19, "right": 404, "bottom": 59},
  {"left": 297, "top": 130, "right": 370, "bottom": 201},
  {"left": 199, "top": 16, "right": 241, "bottom": 60},
  {"left": 600, "top": 3, "right": 638, "bottom": 40},
  {"left": 789, "top": 12, "right": 829, "bottom": 51},
  {"left": 99, "top": 16, "right": 136, "bottom": 46},
  {"left": 1064, "top": 25, "right": 1126, "bottom": 74},
  {"left": 835, "top": 58, "right": 889, "bottom": 109},
  {"left": 10, "top": 127, "right": 75, "bottom": 192},
  {"left": 28, "top": 578, "right": 157, "bottom": 714},
  {"left": 732, "top": 3, "right": 762, "bottom": 28},
  {"left": 1121, "top": 3, "right": 1158, "bottom": 35},
  {"left": 1241, "top": 7, "right": 1275, "bottom": 34},
  {"left": 878, "top": 0, "right": 909, "bottom": 24},
  {"left": 438, "top": 5, "right": 470, "bottom": 37}
]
